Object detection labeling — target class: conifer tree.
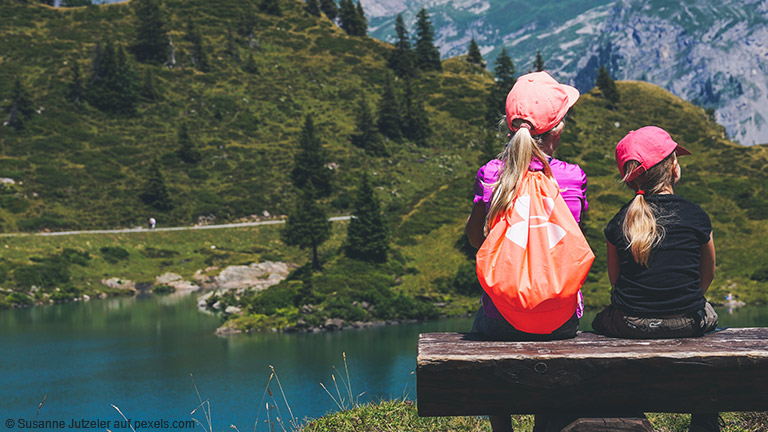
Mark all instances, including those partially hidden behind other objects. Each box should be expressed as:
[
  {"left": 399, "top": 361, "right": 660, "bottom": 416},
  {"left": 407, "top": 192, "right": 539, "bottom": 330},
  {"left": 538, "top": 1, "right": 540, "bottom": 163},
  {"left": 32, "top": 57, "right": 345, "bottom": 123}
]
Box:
[
  {"left": 346, "top": 172, "right": 388, "bottom": 262},
  {"left": 533, "top": 50, "right": 545, "bottom": 72},
  {"left": 260, "top": 0, "right": 282, "bottom": 16},
  {"left": 225, "top": 28, "right": 240, "bottom": 61},
  {"left": 388, "top": 14, "right": 415, "bottom": 77},
  {"left": 87, "top": 41, "right": 139, "bottom": 114},
  {"left": 305, "top": 0, "right": 321, "bottom": 16},
  {"left": 402, "top": 79, "right": 431, "bottom": 146},
  {"left": 141, "top": 69, "right": 160, "bottom": 100},
  {"left": 291, "top": 115, "right": 332, "bottom": 197},
  {"left": 68, "top": 59, "right": 83, "bottom": 103},
  {"left": 132, "top": 0, "right": 168, "bottom": 64},
  {"left": 354, "top": 1, "right": 368, "bottom": 35},
  {"left": 339, "top": 0, "right": 365, "bottom": 36},
  {"left": 414, "top": 8, "right": 441, "bottom": 72},
  {"left": 466, "top": 38, "right": 483, "bottom": 66},
  {"left": 140, "top": 159, "right": 173, "bottom": 211},
  {"left": 596, "top": 65, "right": 620, "bottom": 105},
  {"left": 243, "top": 51, "right": 259, "bottom": 74},
  {"left": 485, "top": 47, "right": 516, "bottom": 126},
  {"left": 237, "top": 11, "right": 258, "bottom": 39},
  {"left": 7, "top": 77, "right": 34, "bottom": 130},
  {"left": 184, "top": 18, "right": 210, "bottom": 72},
  {"left": 352, "top": 94, "right": 386, "bottom": 156},
  {"left": 282, "top": 188, "right": 331, "bottom": 271},
  {"left": 177, "top": 123, "right": 202, "bottom": 164},
  {"left": 377, "top": 73, "right": 402, "bottom": 141},
  {"left": 319, "top": 0, "right": 338, "bottom": 21}
]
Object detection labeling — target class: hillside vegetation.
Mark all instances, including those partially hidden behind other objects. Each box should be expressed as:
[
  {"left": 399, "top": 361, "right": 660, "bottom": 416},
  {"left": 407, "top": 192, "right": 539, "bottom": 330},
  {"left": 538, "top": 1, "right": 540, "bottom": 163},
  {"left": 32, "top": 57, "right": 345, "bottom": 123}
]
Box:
[{"left": 2, "top": 0, "right": 768, "bottom": 324}]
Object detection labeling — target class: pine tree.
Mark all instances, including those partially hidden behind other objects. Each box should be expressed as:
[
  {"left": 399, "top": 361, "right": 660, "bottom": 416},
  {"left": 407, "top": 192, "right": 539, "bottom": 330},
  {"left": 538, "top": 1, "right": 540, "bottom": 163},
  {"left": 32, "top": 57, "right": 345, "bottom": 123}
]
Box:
[
  {"left": 68, "top": 59, "right": 83, "bottom": 103},
  {"left": 346, "top": 172, "right": 388, "bottom": 262},
  {"left": 354, "top": 1, "right": 368, "bottom": 35},
  {"left": 533, "top": 50, "right": 545, "bottom": 72},
  {"left": 141, "top": 69, "right": 160, "bottom": 100},
  {"left": 338, "top": 0, "right": 360, "bottom": 36},
  {"left": 184, "top": 18, "right": 210, "bottom": 72},
  {"left": 282, "top": 188, "right": 331, "bottom": 271},
  {"left": 177, "top": 124, "right": 202, "bottom": 164},
  {"left": 377, "top": 73, "right": 402, "bottom": 141},
  {"left": 225, "top": 28, "right": 240, "bottom": 61},
  {"left": 7, "top": 77, "right": 34, "bottom": 130},
  {"left": 260, "top": 0, "right": 282, "bottom": 16},
  {"left": 414, "top": 8, "right": 442, "bottom": 72},
  {"left": 237, "top": 11, "right": 258, "bottom": 39},
  {"left": 86, "top": 40, "right": 138, "bottom": 114},
  {"left": 291, "top": 115, "right": 333, "bottom": 197},
  {"left": 402, "top": 79, "right": 431, "bottom": 146},
  {"left": 466, "top": 38, "right": 484, "bottom": 66},
  {"left": 319, "top": 0, "right": 338, "bottom": 21},
  {"left": 140, "top": 160, "right": 173, "bottom": 211},
  {"left": 485, "top": 47, "right": 516, "bottom": 126},
  {"left": 596, "top": 65, "right": 620, "bottom": 105},
  {"left": 132, "top": 0, "right": 168, "bottom": 64},
  {"left": 388, "top": 14, "right": 415, "bottom": 77},
  {"left": 305, "top": 0, "right": 321, "bottom": 16},
  {"left": 243, "top": 51, "right": 258, "bottom": 74},
  {"left": 352, "top": 94, "right": 386, "bottom": 156}
]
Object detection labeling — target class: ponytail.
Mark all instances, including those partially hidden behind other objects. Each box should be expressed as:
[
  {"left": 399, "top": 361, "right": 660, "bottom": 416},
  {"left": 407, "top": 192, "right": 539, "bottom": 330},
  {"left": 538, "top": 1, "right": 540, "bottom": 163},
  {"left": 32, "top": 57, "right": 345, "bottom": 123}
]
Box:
[
  {"left": 485, "top": 124, "right": 553, "bottom": 234},
  {"left": 620, "top": 155, "right": 676, "bottom": 266}
]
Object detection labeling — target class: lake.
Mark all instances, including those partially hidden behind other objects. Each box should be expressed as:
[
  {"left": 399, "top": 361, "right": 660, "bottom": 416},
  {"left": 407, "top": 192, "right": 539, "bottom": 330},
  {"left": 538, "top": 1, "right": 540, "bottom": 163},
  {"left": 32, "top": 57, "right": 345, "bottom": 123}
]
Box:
[{"left": 0, "top": 295, "right": 764, "bottom": 431}]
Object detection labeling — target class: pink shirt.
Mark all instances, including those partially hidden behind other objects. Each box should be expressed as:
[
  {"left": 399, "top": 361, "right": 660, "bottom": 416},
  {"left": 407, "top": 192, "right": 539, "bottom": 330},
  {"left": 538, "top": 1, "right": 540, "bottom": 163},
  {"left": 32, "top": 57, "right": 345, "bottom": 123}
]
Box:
[{"left": 474, "top": 157, "right": 589, "bottom": 321}]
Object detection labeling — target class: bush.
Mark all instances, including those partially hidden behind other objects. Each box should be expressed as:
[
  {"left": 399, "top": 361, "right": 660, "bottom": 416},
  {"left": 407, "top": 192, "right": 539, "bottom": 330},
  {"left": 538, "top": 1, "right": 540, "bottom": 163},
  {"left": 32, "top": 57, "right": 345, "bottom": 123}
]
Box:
[
  {"left": 449, "top": 261, "right": 483, "bottom": 296},
  {"left": 100, "top": 246, "right": 130, "bottom": 263},
  {"left": 13, "top": 263, "right": 70, "bottom": 289},
  {"left": 141, "top": 247, "right": 179, "bottom": 258},
  {"left": 152, "top": 284, "right": 175, "bottom": 294},
  {"left": 751, "top": 268, "right": 768, "bottom": 282}
]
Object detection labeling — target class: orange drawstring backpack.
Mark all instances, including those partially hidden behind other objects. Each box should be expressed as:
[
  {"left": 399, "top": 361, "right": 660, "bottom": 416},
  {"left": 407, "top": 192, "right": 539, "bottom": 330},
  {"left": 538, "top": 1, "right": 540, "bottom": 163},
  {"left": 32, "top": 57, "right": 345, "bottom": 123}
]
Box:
[{"left": 476, "top": 171, "right": 595, "bottom": 334}]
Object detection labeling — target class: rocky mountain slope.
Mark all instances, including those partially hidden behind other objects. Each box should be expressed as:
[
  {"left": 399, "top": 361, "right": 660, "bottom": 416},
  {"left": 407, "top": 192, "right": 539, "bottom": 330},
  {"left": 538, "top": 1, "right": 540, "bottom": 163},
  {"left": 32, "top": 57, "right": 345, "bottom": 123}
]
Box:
[{"left": 366, "top": 0, "right": 768, "bottom": 146}]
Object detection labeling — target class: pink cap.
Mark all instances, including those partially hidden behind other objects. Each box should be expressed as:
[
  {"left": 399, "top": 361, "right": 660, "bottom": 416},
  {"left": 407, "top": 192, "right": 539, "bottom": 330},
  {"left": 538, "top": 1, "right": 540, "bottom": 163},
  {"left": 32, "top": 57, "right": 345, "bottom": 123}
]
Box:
[
  {"left": 505, "top": 71, "right": 580, "bottom": 135},
  {"left": 615, "top": 126, "right": 691, "bottom": 182}
]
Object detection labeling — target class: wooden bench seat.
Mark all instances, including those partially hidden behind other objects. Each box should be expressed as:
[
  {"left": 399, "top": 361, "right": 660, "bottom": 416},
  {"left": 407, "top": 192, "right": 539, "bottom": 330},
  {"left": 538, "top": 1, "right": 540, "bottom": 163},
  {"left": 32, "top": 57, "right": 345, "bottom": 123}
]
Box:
[{"left": 417, "top": 328, "right": 768, "bottom": 422}]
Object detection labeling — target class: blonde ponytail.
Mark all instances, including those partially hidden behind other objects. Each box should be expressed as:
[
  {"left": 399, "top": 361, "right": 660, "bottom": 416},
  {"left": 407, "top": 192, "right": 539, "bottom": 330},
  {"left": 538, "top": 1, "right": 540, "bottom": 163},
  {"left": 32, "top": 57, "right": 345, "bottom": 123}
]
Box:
[
  {"left": 485, "top": 124, "right": 553, "bottom": 234},
  {"left": 620, "top": 155, "right": 676, "bottom": 266}
]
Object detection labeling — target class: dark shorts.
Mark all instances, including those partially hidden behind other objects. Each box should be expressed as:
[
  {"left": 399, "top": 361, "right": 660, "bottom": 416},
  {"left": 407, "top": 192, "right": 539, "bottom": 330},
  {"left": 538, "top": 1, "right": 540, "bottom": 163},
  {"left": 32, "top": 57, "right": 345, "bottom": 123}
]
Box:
[
  {"left": 471, "top": 306, "right": 578, "bottom": 341},
  {"left": 592, "top": 302, "right": 718, "bottom": 339}
]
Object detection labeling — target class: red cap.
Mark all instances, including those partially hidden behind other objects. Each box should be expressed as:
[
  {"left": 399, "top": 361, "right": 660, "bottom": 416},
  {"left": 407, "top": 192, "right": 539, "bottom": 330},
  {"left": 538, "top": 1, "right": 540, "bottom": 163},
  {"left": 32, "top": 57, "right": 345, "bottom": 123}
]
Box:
[
  {"left": 615, "top": 126, "right": 691, "bottom": 182},
  {"left": 505, "top": 71, "right": 580, "bottom": 134}
]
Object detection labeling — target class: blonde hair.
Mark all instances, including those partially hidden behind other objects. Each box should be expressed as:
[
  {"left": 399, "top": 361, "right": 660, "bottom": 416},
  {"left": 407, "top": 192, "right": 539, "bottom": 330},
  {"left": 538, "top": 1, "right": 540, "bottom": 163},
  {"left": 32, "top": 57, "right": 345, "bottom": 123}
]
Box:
[
  {"left": 621, "top": 153, "right": 677, "bottom": 266},
  {"left": 485, "top": 119, "right": 555, "bottom": 234}
]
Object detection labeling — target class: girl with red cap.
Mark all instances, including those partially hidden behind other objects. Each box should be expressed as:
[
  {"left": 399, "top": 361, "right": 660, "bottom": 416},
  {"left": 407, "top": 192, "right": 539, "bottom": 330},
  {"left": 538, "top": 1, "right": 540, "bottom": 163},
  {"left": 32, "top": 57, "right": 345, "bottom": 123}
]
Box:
[
  {"left": 466, "top": 71, "right": 590, "bottom": 432},
  {"left": 593, "top": 126, "right": 719, "bottom": 432}
]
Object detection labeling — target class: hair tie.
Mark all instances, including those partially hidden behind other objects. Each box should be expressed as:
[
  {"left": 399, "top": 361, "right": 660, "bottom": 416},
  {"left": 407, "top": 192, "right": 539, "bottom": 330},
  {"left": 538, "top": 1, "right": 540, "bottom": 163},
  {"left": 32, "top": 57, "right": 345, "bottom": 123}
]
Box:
[
  {"left": 636, "top": 190, "right": 645, "bottom": 196},
  {"left": 518, "top": 123, "right": 533, "bottom": 133}
]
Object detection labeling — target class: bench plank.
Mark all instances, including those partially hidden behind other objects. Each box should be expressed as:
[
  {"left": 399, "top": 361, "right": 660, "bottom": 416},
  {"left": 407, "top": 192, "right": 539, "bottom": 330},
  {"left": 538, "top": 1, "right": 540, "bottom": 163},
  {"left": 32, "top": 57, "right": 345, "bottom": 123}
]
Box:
[{"left": 417, "top": 328, "right": 768, "bottom": 417}]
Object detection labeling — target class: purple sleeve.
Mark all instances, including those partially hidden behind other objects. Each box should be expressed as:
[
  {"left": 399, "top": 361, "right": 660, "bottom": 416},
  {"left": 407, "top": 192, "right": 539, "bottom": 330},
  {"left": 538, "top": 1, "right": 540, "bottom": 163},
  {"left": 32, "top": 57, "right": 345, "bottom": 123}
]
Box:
[
  {"left": 473, "top": 160, "right": 502, "bottom": 208},
  {"left": 579, "top": 165, "right": 589, "bottom": 213}
]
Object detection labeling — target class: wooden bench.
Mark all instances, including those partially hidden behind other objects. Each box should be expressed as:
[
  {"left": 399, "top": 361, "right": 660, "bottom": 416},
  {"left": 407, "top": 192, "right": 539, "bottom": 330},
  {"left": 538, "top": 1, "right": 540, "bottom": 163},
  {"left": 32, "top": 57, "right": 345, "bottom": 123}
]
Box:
[{"left": 417, "top": 328, "right": 768, "bottom": 431}]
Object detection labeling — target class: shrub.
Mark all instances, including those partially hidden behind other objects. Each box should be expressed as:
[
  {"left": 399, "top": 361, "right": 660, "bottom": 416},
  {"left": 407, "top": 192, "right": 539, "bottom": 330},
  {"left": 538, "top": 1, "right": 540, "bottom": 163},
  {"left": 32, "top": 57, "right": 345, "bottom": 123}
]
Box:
[
  {"left": 152, "top": 284, "right": 175, "bottom": 294},
  {"left": 751, "top": 268, "right": 768, "bottom": 282},
  {"left": 100, "top": 246, "right": 130, "bottom": 263}
]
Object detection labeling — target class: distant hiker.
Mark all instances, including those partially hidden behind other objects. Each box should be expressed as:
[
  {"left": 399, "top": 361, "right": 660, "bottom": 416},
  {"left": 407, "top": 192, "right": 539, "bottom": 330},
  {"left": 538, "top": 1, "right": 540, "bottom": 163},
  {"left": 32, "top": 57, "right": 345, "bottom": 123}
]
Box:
[
  {"left": 592, "top": 126, "right": 719, "bottom": 432},
  {"left": 466, "top": 71, "right": 594, "bottom": 432},
  {"left": 148, "top": 217, "right": 156, "bottom": 229}
]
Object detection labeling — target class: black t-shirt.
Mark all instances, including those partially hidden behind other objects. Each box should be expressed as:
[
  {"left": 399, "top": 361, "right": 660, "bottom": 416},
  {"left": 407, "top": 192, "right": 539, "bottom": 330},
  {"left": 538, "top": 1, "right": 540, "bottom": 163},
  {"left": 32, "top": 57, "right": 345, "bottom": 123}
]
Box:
[{"left": 604, "top": 194, "right": 712, "bottom": 317}]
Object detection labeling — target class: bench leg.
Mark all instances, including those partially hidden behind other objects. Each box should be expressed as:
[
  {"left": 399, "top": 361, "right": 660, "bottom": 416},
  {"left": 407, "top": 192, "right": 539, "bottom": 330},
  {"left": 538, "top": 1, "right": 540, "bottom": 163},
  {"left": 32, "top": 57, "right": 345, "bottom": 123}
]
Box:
[{"left": 561, "top": 417, "right": 653, "bottom": 432}]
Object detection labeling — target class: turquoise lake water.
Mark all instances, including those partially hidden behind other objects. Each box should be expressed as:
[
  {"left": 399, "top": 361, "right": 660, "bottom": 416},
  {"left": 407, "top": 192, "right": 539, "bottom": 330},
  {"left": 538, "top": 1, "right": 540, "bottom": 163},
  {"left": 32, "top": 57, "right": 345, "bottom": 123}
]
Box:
[{"left": 0, "top": 295, "right": 764, "bottom": 431}]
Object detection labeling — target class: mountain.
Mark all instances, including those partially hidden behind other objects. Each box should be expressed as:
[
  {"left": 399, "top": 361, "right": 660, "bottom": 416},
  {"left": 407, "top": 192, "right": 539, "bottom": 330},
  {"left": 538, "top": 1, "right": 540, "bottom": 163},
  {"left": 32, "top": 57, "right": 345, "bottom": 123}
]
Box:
[{"left": 365, "top": 0, "right": 768, "bottom": 146}]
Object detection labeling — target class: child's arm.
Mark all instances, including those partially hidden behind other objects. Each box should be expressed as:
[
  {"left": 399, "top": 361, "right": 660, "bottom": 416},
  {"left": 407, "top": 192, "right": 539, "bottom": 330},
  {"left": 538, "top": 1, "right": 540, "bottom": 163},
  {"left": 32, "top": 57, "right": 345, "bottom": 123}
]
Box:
[
  {"left": 606, "top": 240, "right": 620, "bottom": 287},
  {"left": 466, "top": 202, "right": 487, "bottom": 249},
  {"left": 699, "top": 232, "right": 716, "bottom": 294}
]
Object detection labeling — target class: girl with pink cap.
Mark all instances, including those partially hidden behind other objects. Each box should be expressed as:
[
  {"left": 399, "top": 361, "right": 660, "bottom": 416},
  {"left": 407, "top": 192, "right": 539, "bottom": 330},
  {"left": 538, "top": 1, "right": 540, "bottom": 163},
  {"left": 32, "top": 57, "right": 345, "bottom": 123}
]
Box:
[
  {"left": 593, "top": 126, "right": 719, "bottom": 432},
  {"left": 466, "top": 71, "right": 590, "bottom": 432}
]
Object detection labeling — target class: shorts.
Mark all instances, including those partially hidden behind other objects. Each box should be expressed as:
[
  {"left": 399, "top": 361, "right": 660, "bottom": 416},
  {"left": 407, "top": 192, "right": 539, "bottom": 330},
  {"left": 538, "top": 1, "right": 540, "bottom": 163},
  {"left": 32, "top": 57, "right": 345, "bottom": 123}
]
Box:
[
  {"left": 471, "top": 306, "right": 578, "bottom": 341},
  {"left": 592, "top": 302, "right": 718, "bottom": 339}
]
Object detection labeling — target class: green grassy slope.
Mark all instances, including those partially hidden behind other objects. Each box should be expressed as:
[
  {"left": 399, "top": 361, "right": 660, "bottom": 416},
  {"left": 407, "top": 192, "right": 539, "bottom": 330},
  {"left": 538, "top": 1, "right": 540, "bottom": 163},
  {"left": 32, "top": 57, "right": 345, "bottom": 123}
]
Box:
[
  {"left": 2, "top": 0, "right": 767, "bottom": 319},
  {"left": 0, "top": 0, "right": 490, "bottom": 232}
]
